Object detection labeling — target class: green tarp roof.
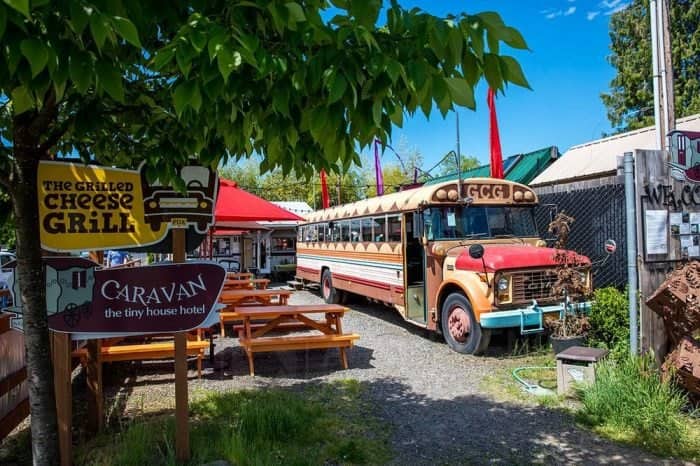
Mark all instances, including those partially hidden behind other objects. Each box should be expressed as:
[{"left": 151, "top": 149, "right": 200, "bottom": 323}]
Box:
[{"left": 425, "top": 146, "right": 560, "bottom": 186}]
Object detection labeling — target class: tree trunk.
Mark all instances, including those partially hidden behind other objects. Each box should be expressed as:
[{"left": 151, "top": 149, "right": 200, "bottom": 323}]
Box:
[{"left": 10, "top": 149, "right": 59, "bottom": 465}]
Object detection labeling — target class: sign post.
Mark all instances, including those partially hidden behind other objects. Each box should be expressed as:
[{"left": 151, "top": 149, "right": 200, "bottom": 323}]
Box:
[
  {"left": 172, "top": 228, "right": 189, "bottom": 461},
  {"left": 6, "top": 161, "right": 224, "bottom": 465}
]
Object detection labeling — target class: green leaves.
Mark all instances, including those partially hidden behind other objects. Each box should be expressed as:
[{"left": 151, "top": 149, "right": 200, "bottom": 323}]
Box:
[
  {"left": 217, "top": 47, "right": 241, "bottom": 82},
  {"left": 445, "top": 77, "right": 475, "bottom": 109},
  {"left": 69, "top": 51, "right": 93, "bottom": 93},
  {"left": 112, "top": 16, "right": 141, "bottom": 48},
  {"left": 4, "top": 0, "right": 29, "bottom": 18},
  {"left": 19, "top": 38, "right": 48, "bottom": 77},
  {"left": 328, "top": 73, "right": 347, "bottom": 103},
  {"left": 96, "top": 61, "right": 124, "bottom": 101},
  {"left": 173, "top": 81, "right": 201, "bottom": 116},
  {"left": 286, "top": 2, "right": 305, "bottom": 23},
  {"left": 11, "top": 85, "right": 33, "bottom": 114},
  {"left": 89, "top": 13, "right": 111, "bottom": 50},
  {"left": 500, "top": 55, "right": 530, "bottom": 89}
]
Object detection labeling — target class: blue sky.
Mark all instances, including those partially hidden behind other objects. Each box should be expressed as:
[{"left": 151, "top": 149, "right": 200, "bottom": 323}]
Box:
[{"left": 366, "top": 0, "right": 631, "bottom": 171}]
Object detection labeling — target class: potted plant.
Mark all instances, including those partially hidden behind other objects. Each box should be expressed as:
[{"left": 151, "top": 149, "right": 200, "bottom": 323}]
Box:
[
  {"left": 546, "top": 307, "right": 590, "bottom": 354},
  {"left": 546, "top": 212, "right": 592, "bottom": 354}
]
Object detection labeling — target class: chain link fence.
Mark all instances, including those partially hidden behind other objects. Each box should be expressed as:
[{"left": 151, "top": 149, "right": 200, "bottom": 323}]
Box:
[{"left": 534, "top": 183, "right": 627, "bottom": 289}]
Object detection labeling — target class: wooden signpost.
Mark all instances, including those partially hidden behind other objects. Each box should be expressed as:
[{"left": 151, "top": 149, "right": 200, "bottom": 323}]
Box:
[{"left": 1, "top": 161, "right": 221, "bottom": 465}]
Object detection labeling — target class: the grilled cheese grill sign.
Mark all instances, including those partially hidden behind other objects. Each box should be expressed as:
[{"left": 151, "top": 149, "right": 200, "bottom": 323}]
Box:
[
  {"left": 4, "top": 259, "right": 226, "bottom": 338},
  {"left": 38, "top": 161, "right": 218, "bottom": 251}
]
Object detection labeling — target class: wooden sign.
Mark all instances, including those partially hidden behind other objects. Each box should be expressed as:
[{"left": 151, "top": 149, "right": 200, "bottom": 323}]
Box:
[
  {"left": 38, "top": 162, "right": 218, "bottom": 251},
  {"left": 3, "top": 258, "right": 225, "bottom": 339}
]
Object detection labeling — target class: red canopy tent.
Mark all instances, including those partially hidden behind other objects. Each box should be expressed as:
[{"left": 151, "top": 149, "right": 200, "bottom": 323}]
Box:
[
  {"left": 206, "top": 179, "right": 304, "bottom": 262},
  {"left": 215, "top": 179, "right": 304, "bottom": 222}
]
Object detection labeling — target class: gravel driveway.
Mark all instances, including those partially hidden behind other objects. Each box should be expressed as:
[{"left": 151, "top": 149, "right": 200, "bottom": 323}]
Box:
[{"left": 100, "top": 289, "right": 689, "bottom": 466}]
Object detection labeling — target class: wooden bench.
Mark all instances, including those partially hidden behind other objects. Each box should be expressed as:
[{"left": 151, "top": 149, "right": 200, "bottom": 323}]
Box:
[
  {"left": 238, "top": 334, "right": 359, "bottom": 376},
  {"left": 72, "top": 335, "right": 209, "bottom": 378},
  {"left": 286, "top": 280, "right": 305, "bottom": 290},
  {"left": 234, "top": 304, "right": 358, "bottom": 376}
]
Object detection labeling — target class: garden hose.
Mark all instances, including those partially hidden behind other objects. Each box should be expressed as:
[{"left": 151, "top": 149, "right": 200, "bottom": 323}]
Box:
[{"left": 512, "top": 366, "right": 556, "bottom": 396}]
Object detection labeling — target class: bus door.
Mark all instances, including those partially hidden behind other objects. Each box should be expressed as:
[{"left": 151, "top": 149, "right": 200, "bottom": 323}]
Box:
[{"left": 404, "top": 212, "right": 426, "bottom": 324}]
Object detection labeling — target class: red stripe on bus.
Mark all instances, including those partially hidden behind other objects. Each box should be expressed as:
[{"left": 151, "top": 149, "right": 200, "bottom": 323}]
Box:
[
  {"left": 297, "top": 266, "right": 404, "bottom": 294},
  {"left": 333, "top": 272, "right": 404, "bottom": 293}
]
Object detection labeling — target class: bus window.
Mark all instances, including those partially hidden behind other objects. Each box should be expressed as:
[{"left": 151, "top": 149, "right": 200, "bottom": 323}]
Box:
[
  {"left": 388, "top": 215, "right": 401, "bottom": 242},
  {"left": 350, "top": 219, "right": 361, "bottom": 242},
  {"left": 331, "top": 222, "right": 340, "bottom": 241},
  {"left": 373, "top": 216, "right": 386, "bottom": 242},
  {"left": 340, "top": 221, "right": 350, "bottom": 242},
  {"left": 318, "top": 223, "right": 327, "bottom": 242},
  {"left": 361, "top": 218, "right": 373, "bottom": 242},
  {"left": 297, "top": 227, "right": 303, "bottom": 242}
]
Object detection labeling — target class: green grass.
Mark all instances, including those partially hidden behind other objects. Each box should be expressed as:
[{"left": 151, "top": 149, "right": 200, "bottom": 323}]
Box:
[
  {"left": 576, "top": 355, "right": 700, "bottom": 461},
  {"left": 480, "top": 351, "right": 566, "bottom": 408},
  {"left": 75, "top": 380, "right": 391, "bottom": 466}
]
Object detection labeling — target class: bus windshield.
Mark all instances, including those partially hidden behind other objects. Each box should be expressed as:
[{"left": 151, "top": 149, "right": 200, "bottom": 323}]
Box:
[{"left": 423, "top": 206, "right": 538, "bottom": 240}]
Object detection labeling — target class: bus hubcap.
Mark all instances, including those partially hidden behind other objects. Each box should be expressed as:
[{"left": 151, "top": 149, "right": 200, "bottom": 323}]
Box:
[{"left": 448, "top": 307, "right": 470, "bottom": 343}]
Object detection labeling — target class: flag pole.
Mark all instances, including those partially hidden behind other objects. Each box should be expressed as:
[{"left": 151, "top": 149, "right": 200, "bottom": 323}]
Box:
[{"left": 456, "top": 112, "right": 463, "bottom": 202}]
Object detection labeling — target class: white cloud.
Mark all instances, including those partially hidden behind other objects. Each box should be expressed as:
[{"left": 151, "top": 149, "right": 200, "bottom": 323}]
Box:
[
  {"left": 600, "top": 0, "right": 623, "bottom": 8},
  {"left": 587, "top": 11, "right": 601, "bottom": 20},
  {"left": 545, "top": 10, "right": 562, "bottom": 19},
  {"left": 604, "top": 2, "right": 630, "bottom": 15},
  {"left": 564, "top": 6, "right": 577, "bottom": 16}
]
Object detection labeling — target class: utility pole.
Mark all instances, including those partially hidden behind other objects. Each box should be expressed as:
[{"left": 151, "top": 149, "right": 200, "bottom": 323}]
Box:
[
  {"left": 650, "top": 0, "right": 675, "bottom": 149},
  {"left": 660, "top": 0, "right": 675, "bottom": 136},
  {"left": 336, "top": 177, "right": 341, "bottom": 205}
]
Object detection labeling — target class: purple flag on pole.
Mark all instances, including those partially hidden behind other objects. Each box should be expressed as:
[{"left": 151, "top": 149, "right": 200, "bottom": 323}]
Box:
[{"left": 374, "top": 139, "right": 384, "bottom": 195}]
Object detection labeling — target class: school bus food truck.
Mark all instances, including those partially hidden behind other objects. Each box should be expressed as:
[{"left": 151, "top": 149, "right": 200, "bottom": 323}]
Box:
[{"left": 296, "top": 178, "right": 591, "bottom": 354}]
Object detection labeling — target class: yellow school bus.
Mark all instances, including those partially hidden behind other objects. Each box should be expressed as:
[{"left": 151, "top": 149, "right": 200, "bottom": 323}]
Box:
[{"left": 296, "top": 178, "right": 591, "bottom": 354}]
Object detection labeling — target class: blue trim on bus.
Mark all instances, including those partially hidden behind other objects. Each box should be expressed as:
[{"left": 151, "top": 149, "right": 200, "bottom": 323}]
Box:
[{"left": 297, "top": 254, "right": 403, "bottom": 270}]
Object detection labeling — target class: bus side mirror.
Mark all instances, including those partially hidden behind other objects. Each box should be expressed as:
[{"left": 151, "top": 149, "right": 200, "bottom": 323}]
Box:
[
  {"left": 469, "top": 244, "right": 484, "bottom": 259},
  {"left": 604, "top": 239, "right": 617, "bottom": 255}
]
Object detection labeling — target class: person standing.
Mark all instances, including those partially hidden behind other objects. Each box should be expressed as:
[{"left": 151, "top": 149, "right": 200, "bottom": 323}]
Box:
[{"left": 107, "top": 250, "right": 129, "bottom": 267}]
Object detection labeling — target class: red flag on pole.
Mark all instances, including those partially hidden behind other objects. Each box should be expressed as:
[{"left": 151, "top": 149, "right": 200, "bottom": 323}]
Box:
[
  {"left": 487, "top": 88, "right": 504, "bottom": 179},
  {"left": 320, "top": 169, "right": 330, "bottom": 208}
]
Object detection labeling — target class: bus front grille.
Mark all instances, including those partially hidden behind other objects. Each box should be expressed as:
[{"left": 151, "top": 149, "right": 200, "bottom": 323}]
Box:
[{"left": 510, "top": 269, "right": 559, "bottom": 304}]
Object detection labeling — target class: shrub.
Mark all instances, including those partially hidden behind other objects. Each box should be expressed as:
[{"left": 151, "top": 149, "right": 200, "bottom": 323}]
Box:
[
  {"left": 577, "top": 354, "right": 699, "bottom": 459},
  {"left": 588, "top": 286, "right": 630, "bottom": 358}
]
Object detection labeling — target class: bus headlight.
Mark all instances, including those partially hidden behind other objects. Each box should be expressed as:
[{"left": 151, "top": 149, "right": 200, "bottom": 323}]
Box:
[{"left": 496, "top": 276, "right": 510, "bottom": 303}]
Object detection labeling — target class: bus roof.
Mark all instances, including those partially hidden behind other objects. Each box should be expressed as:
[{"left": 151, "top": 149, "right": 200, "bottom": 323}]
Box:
[{"left": 304, "top": 178, "right": 538, "bottom": 223}]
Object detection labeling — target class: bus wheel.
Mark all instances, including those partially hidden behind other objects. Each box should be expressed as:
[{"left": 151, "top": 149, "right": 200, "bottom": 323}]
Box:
[
  {"left": 321, "top": 270, "right": 341, "bottom": 304},
  {"left": 440, "top": 293, "right": 486, "bottom": 354}
]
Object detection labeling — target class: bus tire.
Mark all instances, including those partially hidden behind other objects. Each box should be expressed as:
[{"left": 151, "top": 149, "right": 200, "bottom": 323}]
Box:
[
  {"left": 440, "top": 293, "right": 487, "bottom": 354},
  {"left": 321, "top": 270, "right": 341, "bottom": 304}
]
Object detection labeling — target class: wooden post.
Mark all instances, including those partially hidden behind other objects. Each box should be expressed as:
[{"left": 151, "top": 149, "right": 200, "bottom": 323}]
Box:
[
  {"left": 172, "top": 229, "right": 189, "bottom": 461},
  {"left": 86, "top": 339, "right": 103, "bottom": 434},
  {"left": 51, "top": 331, "right": 72, "bottom": 466}
]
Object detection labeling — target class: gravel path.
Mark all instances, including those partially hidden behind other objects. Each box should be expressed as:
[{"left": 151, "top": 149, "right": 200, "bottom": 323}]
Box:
[{"left": 97, "top": 289, "right": 690, "bottom": 466}]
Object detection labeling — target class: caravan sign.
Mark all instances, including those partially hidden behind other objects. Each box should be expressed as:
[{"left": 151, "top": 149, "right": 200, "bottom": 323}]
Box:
[
  {"left": 38, "top": 161, "right": 218, "bottom": 251},
  {"left": 4, "top": 258, "right": 226, "bottom": 338}
]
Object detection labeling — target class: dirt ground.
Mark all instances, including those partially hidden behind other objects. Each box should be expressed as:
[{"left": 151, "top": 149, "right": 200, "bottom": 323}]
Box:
[{"left": 4, "top": 289, "right": 694, "bottom": 465}]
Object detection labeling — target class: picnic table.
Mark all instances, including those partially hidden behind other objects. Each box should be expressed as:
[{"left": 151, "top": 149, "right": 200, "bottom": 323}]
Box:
[
  {"left": 72, "top": 331, "right": 209, "bottom": 378},
  {"left": 234, "top": 304, "right": 360, "bottom": 376},
  {"left": 226, "top": 272, "right": 253, "bottom": 280},
  {"left": 217, "top": 288, "right": 293, "bottom": 337},
  {"left": 223, "top": 278, "right": 270, "bottom": 290}
]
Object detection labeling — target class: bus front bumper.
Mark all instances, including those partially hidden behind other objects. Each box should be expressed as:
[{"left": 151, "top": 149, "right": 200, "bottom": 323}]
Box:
[{"left": 478, "top": 301, "right": 592, "bottom": 334}]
